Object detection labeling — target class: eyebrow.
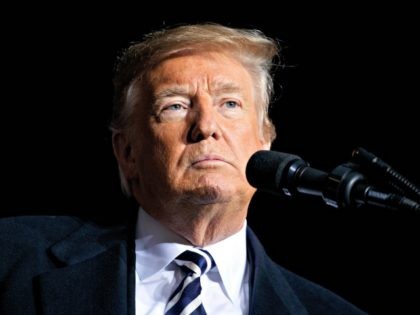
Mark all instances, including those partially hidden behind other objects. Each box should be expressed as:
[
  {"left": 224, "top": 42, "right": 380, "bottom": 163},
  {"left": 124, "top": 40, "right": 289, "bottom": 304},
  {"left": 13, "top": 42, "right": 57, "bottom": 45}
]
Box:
[
  {"left": 154, "top": 82, "right": 243, "bottom": 100},
  {"left": 211, "top": 81, "right": 243, "bottom": 95},
  {"left": 154, "top": 86, "right": 190, "bottom": 100}
]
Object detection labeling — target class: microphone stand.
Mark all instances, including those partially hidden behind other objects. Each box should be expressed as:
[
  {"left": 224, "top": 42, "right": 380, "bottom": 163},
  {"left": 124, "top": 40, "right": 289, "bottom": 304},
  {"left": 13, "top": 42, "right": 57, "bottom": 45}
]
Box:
[
  {"left": 352, "top": 147, "right": 420, "bottom": 202},
  {"left": 321, "top": 148, "right": 420, "bottom": 212}
]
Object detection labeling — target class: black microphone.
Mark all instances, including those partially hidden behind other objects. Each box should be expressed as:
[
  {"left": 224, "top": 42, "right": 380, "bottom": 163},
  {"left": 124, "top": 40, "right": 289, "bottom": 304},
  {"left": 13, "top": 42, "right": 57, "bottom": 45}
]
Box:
[
  {"left": 246, "top": 150, "right": 420, "bottom": 212},
  {"left": 246, "top": 150, "right": 328, "bottom": 198}
]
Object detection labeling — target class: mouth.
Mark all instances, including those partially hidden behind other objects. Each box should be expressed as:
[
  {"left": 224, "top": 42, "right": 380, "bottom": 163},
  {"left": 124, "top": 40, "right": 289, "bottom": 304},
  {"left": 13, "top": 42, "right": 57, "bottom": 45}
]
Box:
[{"left": 191, "top": 154, "right": 228, "bottom": 167}]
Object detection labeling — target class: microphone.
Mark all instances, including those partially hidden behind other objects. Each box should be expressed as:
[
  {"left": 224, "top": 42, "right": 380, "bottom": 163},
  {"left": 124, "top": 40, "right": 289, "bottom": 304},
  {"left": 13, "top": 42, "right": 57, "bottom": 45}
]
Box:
[
  {"left": 246, "top": 150, "right": 330, "bottom": 199},
  {"left": 246, "top": 150, "right": 420, "bottom": 212}
]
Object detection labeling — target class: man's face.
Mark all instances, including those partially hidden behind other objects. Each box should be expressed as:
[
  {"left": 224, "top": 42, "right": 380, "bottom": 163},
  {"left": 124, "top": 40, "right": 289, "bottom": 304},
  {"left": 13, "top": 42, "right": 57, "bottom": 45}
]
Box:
[{"left": 128, "top": 52, "right": 269, "bottom": 208}]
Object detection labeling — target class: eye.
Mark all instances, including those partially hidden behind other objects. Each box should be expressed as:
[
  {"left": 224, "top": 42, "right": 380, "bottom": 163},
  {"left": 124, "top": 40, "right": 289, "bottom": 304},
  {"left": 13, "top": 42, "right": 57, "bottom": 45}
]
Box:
[
  {"left": 155, "top": 102, "right": 189, "bottom": 122},
  {"left": 165, "top": 103, "right": 185, "bottom": 111},
  {"left": 224, "top": 100, "right": 239, "bottom": 109},
  {"left": 219, "top": 99, "right": 243, "bottom": 119}
]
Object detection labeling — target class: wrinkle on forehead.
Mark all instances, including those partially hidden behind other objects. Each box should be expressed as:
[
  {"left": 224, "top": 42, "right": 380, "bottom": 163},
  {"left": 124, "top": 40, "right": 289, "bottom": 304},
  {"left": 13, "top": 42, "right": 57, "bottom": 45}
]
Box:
[
  {"left": 154, "top": 81, "right": 244, "bottom": 99},
  {"left": 147, "top": 52, "right": 255, "bottom": 101}
]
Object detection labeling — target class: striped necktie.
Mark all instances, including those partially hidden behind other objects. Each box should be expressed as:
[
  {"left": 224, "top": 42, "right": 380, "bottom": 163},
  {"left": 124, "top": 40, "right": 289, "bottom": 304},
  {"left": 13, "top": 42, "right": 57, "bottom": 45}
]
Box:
[{"left": 165, "top": 249, "right": 215, "bottom": 315}]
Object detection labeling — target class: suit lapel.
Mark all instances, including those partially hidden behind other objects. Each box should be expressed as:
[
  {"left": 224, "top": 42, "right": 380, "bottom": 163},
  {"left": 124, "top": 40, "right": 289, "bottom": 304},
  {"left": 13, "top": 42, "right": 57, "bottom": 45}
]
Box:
[
  {"left": 247, "top": 228, "right": 308, "bottom": 315},
  {"left": 36, "top": 219, "right": 136, "bottom": 315}
]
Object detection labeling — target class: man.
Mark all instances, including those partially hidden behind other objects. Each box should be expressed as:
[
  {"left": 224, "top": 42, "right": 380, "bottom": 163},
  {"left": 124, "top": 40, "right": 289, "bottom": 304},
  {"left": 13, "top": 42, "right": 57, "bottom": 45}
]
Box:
[{"left": 0, "top": 24, "right": 366, "bottom": 314}]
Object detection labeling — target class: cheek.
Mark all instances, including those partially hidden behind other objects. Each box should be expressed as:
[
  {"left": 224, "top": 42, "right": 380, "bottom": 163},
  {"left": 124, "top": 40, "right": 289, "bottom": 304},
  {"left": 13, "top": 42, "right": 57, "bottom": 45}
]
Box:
[
  {"left": 147, "top": 124, "right": 186, "bottom": 166},
  {"left": 234, "top": 119, "right": 265, "bottom": 147},
  {"left": 230, "top": 123, "right": 267, "bottom": 168},
  {"left": 136, "top": 136, "right": 181, "bottom": 190}
]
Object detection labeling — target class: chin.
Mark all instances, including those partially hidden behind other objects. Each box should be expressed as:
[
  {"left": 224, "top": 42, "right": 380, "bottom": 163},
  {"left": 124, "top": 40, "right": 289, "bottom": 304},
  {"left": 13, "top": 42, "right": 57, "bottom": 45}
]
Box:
[{"left": 183, "top": 184, "right": 233, "bottom": 205}]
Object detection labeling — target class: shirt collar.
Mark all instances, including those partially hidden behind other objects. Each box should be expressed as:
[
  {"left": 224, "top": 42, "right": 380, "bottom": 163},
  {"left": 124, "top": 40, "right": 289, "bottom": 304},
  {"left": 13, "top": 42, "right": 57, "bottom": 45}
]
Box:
[
  {"left": 135, "top": 207, "right": 248, "bottom": 302},
  {"left": 135, "top": 208, "right": 190, "bottom": 280},
  {"left": 204, "top": 218, "right": 248, "bottom": 302}
]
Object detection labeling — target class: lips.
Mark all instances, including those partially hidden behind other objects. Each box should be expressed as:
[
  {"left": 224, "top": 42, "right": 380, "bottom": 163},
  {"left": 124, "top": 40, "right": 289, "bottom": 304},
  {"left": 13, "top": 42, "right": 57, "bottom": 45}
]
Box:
[{"left": 191, "top": 154, "right": 227, "bottom": 166}]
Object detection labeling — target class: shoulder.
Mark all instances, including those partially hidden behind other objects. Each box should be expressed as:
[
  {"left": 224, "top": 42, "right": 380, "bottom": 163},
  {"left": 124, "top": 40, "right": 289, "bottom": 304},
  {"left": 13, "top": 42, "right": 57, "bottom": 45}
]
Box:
[
  {"left": 278, "top": 264, "right": 366, "bottom": 314},
  {"left": 0, "top": 215, "right": 129, "bottom": 314},
  {"left": 0, "top": 216, "right": 84, "bottom": 268},
  {"left": 0, "top": 215, "right": 83, "bottom": 247},
  {"left": 0, "top": 215, "right": 127, "bottom": 280},
  {"left": 246, "top": 227, "right": 367, "bottom": 314},
  {"left": 0, "top": 216, "right": 84, "bottom": 311},
  {"left": 0, "top": 215, "right": 128, "bottom": 254}
]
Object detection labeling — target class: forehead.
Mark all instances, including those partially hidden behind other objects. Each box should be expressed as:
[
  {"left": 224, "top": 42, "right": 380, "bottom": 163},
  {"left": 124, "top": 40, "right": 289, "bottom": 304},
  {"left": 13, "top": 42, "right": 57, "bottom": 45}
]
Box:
[{"left": 146, "top": 52, "right": 255, "bottom": 95}]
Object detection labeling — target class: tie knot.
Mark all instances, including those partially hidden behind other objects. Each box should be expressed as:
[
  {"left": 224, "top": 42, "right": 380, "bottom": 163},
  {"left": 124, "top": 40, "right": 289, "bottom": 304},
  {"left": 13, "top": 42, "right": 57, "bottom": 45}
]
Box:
[{"left": 174, "top": 249, "right": 215, "bottom": 276}]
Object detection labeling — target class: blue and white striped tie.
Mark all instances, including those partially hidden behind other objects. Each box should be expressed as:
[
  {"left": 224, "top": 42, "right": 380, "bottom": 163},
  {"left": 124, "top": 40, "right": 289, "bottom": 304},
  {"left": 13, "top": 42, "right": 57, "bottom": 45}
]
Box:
[{"left": 165, "top": 249, "right": 215, "bottom": 315}]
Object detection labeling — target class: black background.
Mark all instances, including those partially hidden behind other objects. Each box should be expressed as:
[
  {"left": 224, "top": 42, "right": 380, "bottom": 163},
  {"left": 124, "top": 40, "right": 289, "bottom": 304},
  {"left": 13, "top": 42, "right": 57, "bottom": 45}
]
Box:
[{"left": 2, "top": 4, "right": 419, "bottom": 314}]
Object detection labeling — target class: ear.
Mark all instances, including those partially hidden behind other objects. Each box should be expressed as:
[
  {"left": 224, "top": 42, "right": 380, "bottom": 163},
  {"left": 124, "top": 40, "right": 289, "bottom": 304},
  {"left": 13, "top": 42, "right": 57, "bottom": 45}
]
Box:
[
  {"left": 260, "top": 120, "right": 275, "bottom": 151},
  {"left": 112, "top": 131, "right": 137, "bottom": 181},
  {"left": 262, "top": 141, "right": 271, "bottom": 150},
  {"left": 259, "top": 136, "right": 272, "bottom": 151}
]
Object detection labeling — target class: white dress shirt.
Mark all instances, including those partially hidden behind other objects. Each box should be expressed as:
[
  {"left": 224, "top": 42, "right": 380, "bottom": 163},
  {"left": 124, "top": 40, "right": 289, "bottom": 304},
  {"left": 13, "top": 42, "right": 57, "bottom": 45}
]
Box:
[{"left": 135, "top": 208, "right": 249, "bottom": 315}]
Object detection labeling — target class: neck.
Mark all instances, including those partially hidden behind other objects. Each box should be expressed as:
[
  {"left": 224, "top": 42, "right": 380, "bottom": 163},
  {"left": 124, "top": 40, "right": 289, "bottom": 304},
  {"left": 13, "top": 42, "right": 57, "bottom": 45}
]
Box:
[{"left": 143, "top": 199, "right": 249, "bottom": 246}]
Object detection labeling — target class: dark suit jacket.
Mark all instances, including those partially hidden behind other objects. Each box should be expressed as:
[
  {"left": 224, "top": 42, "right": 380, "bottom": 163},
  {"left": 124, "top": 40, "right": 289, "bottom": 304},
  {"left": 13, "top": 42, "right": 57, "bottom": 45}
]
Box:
[{"left": 0, "top": 215, "right": 366, "bottom": 314}]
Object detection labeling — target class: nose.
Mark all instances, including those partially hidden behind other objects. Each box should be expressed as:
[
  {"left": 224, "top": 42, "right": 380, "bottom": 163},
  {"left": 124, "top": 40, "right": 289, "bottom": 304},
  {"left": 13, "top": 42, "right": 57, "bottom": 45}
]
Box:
[{"left": 188, "top": 102, "right": 222, "bottom": 142}]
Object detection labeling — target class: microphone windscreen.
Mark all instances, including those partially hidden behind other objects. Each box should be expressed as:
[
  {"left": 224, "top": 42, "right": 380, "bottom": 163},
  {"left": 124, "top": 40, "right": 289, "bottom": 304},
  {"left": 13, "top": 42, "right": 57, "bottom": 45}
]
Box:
[{"left": 246, "top": 150, "right": 302, "bottom": 191}]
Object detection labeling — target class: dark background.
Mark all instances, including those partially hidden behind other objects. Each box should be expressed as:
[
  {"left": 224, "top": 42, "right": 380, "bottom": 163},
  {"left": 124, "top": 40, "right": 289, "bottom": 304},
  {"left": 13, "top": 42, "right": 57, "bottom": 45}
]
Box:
[{"left": 2, "top": 4, "right": 419, "bottom": 314}]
